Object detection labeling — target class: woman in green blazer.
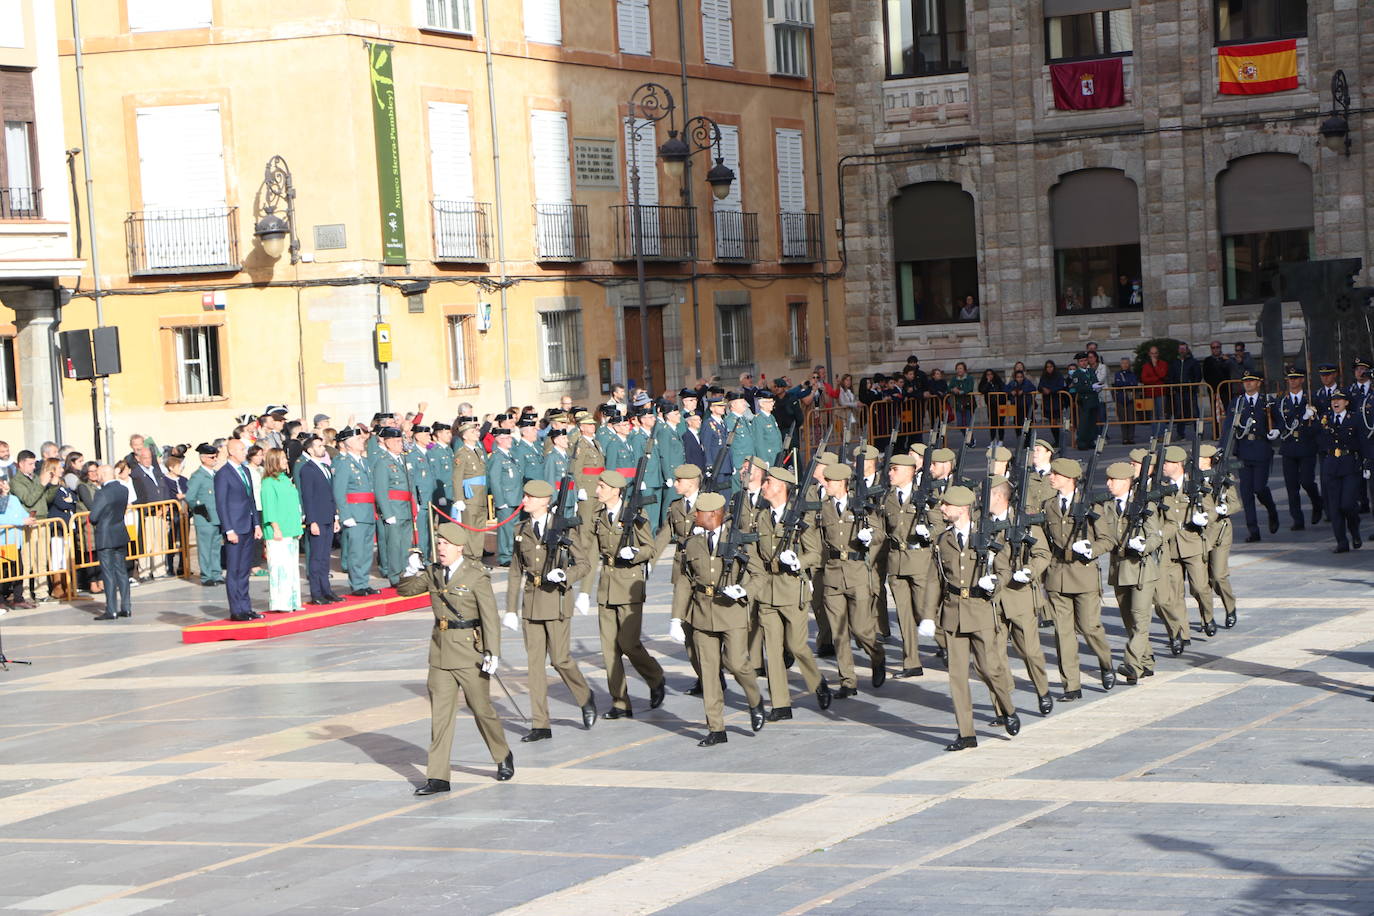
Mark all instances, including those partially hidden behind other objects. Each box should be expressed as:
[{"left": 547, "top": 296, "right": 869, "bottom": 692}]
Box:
[{"left": 260, "top": 448, "right": 304, "bottom": 612}]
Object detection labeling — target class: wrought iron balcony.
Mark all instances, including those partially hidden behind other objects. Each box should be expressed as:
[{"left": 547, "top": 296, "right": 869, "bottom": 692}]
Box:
[
  {"left": 612, "top": 204, "right": 697, "bottom": 262},
  {"left": 713, "top": 210, "right": 759, "bottom": 264},
  {"left": 432, "top": 200, "right": 492, "bottom": 263},
  {"left": 533, "top": 203, "right": 590, "bottom": 262},
  {"left": 779, "top": 211, "right": 823, "bottom": 263},
  {"left": 0, "top": 187, "right": 41, "bottom": 220},
  {"left": 125, "top": 207, "right": 240, "bottom": 276}
]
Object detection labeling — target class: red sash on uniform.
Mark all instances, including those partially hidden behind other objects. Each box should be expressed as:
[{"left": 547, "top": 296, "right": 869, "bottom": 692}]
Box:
[
  {"left": 582, "top": 466, "right": 605, "bottom": 475},
  {"left": 345, "top": 493, "right": 376, "bottom": 504},
  {"left": 615, "top": 467, "right": 637, "bottom": 478},
  {"left": 387, "top": 489, "right": 415, "bottom": 505}
]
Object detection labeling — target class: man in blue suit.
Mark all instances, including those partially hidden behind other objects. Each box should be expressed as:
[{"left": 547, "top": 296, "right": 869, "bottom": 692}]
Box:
[
  {"left": 215, "top": 439, "right": 262, "bottom": 621},
  {"left": 296, "top": 435, "right": 343, "bottom": 605},
  {"left": 89, "top": 465, "right": 132, "bottom": 621}
]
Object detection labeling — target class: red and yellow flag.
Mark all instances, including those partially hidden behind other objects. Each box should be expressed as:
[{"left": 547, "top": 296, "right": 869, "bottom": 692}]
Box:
[{"left": 1218, "top": 39, "right": 1299, "bottom": 95}]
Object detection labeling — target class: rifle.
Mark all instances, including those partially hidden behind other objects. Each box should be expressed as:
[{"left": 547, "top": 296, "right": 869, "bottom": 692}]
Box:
[
  {"left": 969, "top": 473, "right": 1006, "bottom": 586},
  {"left": 773, "top": 424, "right": 830, "bottom": 560},
  {"left": 1066, "top": 433, "right": 1106, "bottom": 548},
  {"left": 614, "top": 439, "right": 658, "bottom": 559},
  {"left": 704, "top": 421, "right": 736, "bottom": 494},
  {"left": 951, "top": 427, "right": 970, "bottom": 487},
  {"left": 715, "top": 487, "right": 760, "bottom": 589},
  {"left": 1182, "top": 419, "right": 1208, "bottom": 524},
  {"left": 540, "top": 473, "right": 582, "bottom": 581},
  {"left": 1148, "top": 427, "right": 1173, "bottom": 499},
  {"left": 847, "top": 435, "right": 870, "bottom": 543},
  {"left": 1213, "top": 407, "right": 1249, "bottom": 494},
  {"left": 911, "top": 425, "right": 941, "bottom": 514},
  {"left": 861, "top": 427, "right": 899, "bottom": 518},
  {"left": 776, "top": 419, "right": 802, "bottom": 467},
  {"left": 1123, "top": 452, "right": 1155, "bottom": 543},
  {"left": 1007, "top": 422, "right": 1044, "bottom": 571}
]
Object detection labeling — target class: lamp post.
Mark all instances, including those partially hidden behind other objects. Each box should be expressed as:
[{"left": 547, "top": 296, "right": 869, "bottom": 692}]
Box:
[
  {"left": 1319, "top": 69, "right": 1352, "bottom": 157},
  {"left": 625, "top": 82, "right": 733, "bottom": 399},
  {"left": 254, "top": 155, "right": 300, "bottom": 262}
]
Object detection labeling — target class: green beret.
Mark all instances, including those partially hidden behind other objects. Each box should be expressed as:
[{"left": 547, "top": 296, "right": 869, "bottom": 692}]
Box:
[
  {"left": 695, "top": 491, "right": 727, "bottom": 512},
  {"left": 988, "top": 474, "right": 1010, "bottom": 489},
  {"left": 1129, "top": 448, "right": 1149, "bottom": 463},
  {"left": 675, "top": 463, "right": 702, "bottom": 479},
  {"left": 1200, "top": 443, "right": 1218, "bottom": 458},
  {"left": 523, "top": 479, "right": 554, "bottom": 498},
  {"left": 767, "top": 466, "right": 797, "bottom": 485},
  {"left": 599, "top": 470, "right": 627, "bottom": 489},
  {"left": 890, "top": 454, "right": 917, "bottom": 467},
  {"left": 1050, "top": 457, "right": 1082, "bottom": 479},
  {"left": 1163, "top": 445, "right": 1187, "bottom": 463},
  {"left": 1034, "top": 438, "right": 1056, "bottom": 452},
  {"left": 941, "top": 485, "right": 975, "bottom": 507},
  {"left": 1106, "top": 462, "right": 1134, "bottom": 480},
  {"left": 435, "top": 522, "right": 466, "bottom": 546},
  {"left": 990, "top": 446, "right": 1012, "bottom": 462},
  {"left": 823, "top": 464, "right": 853, "bottom": 482},
  {"left": 854, "top": 445, "right": 880, "bottom": 460},
  {"left": 930, "top": 447, "right": 956, "bottom": 462}
]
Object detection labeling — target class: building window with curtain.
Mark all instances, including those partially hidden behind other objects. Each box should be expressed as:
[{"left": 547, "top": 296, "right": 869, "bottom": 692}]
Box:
[
  {"left": 0, "top": 69, "right": 38, "bottom": 219},
  {"left": 539, "top": 309, "right": 583, "bottom": 381},
  {"left": 1050, "top": 169, "right": 1143, "bottom": 314},
  {"left": 717, "top": 303, "right": 753, "bottom": 367},
  {"left": 892, "top": 182, "right": 979, "bottom": 325},
  {"left": 1217, "top": 154, "right": 1313, "bottom": 304},
  {"left": 1045, "top": 6, "right": 1132, "bottom": 61},
  {"left": 171, "top": 326, "right": 224, "bottom": 402},
  {"left": 421, "top": 0, "right": 475, "bottom": 34},
  {"left": 787, "top": 299, "right": 809, "bottom": 361},
  {"left": 446, "top": 315, "right": 478, "bottom": 388},
  {"left": 0, "top": 336, "right": 17, "bottom": 408},
  {"left": 884, "top": 0, "right": 968, "bottom": 79},
  {"left": 1214, "top": 0, "right": 1306, "bottom": 43}
]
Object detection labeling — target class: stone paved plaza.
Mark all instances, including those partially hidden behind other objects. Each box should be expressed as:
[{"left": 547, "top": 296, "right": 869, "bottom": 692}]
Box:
[{"left": 2, "top": 452, "right": 1373, "bottom": 914}]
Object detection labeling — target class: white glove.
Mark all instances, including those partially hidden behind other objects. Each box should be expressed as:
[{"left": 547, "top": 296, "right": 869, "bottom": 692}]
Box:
[
  {"left": 342, "top": 517, "right": 357, "bottom": 528},
  {"left": 691, "top": 526, "right": 705, "bottom": 535},
  {"left": 668, "top": 618, "right": 686, "bottom": 645},
  {"left": 1266, "top": 429, "right": 1280, "bottom": 441},
  {"left": 577, "top": 489, "right": 588, "bottom": 502},
  {"left": 574, "top": 592, "right": 591, "bottom": 615},
  {"left": 1012, "top": 567, "right": 1033, "bottom": 584},
  {"left": 1216, "top": 501, "right": 1230, "bottom": 516},
  {"left": 501, "top": 611, "right": 519, "bottom": 631},
  {"left": 913, "top": 523, "right": 931, "bottom": 539},
  {"left": 454, "top": 500, "right": 466, "bottom": 512},
  {"left": 1190, "top": 511, "right": 1209, "bottom": 528},
  {"left": 546, "top": 568, "right": 567, "bottom": 584},
  {"left": 779, "top": 549, "right": 800, "bottom": 570},
  {"left": 977, "top": 574, "right": 997, "bottom": 592},
  {"left": 480, "top": 654, "right": 500, "bottom": 675},
  {"left": 1365, "top": 470, "right": 1372, "bottom": 481},
  {"left": 1072, "top": 539, "right": 1093, "bottom": 559},
  {"left": 1304, "top": 405, "right": 1316, "bottom": 420},
  {"left": 1127, "top": 535, "right": 1147, "bottom": 554},
  {"left": 384, "top": 516, "right": 396, "bottom": 525},
  {"left": 857, "top": 527, "right": 873, "bottom": 545},
  {"left": 403, "top": 552, "right": 424, "bottom": 576},
  {"left": 917, "top": 619, "right": 936, "bottom": 638},
  {"left": 618, "top": 546, "right": 638, "bottom": 561},
  {"left": 666, "top": 477, "right": 676, "bottom": 487},
  {"left": 722, "top": 584, "right": 747, "bottom": 601}
]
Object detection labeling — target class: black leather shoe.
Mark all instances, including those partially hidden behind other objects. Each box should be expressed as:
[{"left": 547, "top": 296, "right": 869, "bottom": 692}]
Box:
[
  {"left": 754, "top": 667, "right": 766, "bottom": 677},
  {"left": 520, "top": 728, "right": 552, "bottom": 743},
  {"left": 834, "top": 685, "right": 858, "bottom": 699},
  {"left": 1203, "top": 621, "right": 1218, "bottom": 637},
  {"left": 602, "top": 707, "right": 633, "bottom": 720},
  {"left": 1355, "top": 534, "right": 1363, "bottom": 550},
  {"left": 749, "top": 704, "right": 766, "bottom": 732},
  {"left": 1038, "top": 694, "right": 1054, "bottom": 716},
  {"left": 1245, "top": 533, "right": 1261, "bottom": 543},
  {"left": 117, "top": 610, "right": 131, "bottom": 618},
  {"left": 1004, "top": 713, "right": 1021, "bottom": 737},
  {"left": 495, "top": 753, "right": 514, "bottom": 781},
  {"left": 1169, "top": 634, "right": 1185, "bottom": 656},
  {"left": 815, "top": 644, "right": 836, "bottom": 658},
  {"left": 697, "top": 731, "right": 728, "bottom": 747},
  {"left": 1143, "top": 668, "right": 1156, "bottom": 677},
  {"left": 1038, "top": 618, "right": 1054, "bottom": 629},
  {"left": 1333, "top": 545, "right": 1351, "bottom": 554},
  {"left": 351, "top": 588, "right": 380, "bottom": 597},
  {"left": 1224, "top": 610, "right": 1237, "bottom": 629},
  {"left": 944, "top": 735, "right": 977, "bottom": 752},
  {"left": 1291, "top": 523, "right": 1305, "bottom": 531},
  {"left": 1312, "top": 503, "right": 1323, "bottom": 524},
  {"left": 816, "top": 679, "right": 833, "bottom": 710},
  {"left": 581, "top": 701, "right": 597, "bottom": 729},
  {"left": 649, "top": 683, "right": 666, "bottom": 709},
  {"left": 767, "top": 707, "right": 793, "bottom": 721},
  {"left": 990, "top": 716, "right": 1008, "bottom": 727},
  {"left": 327, "top": 594, "right": 347, "bottom": 603},
  {"left": 1100, "top": 667, "right": 1116, "bottom": 690},
  {"left": 1120, "top": 669, "right": 1139, "bottom": 685},
  {"left": 870, "top": 653, "right": 886, "bottom": 688},
  {"left": 934, "top": 646, "right": 948, "bottom": 661},
  {"left": 94, "top": 612, "right": 117, "bottom": 620},
  {"left": 893, "top": 667, "right": 924, "bottom": 678},
  {"left": 783, "top": 650, "right": 795, "bottom": 669},
  {"left": 306, "top": 599, "right": 329, "bottom": 606},
  {"left": 685, "top": 679, "right": 704, "bottom": 697},
  {"left": 1268, "top": 513, "right": 1279, "bottom": 534},
  {"left": 414, "top": 779, "right": 450, "bottom": 796},
  {"left": 1060, "top": 689, "right": 1082, "bottom": 701}
]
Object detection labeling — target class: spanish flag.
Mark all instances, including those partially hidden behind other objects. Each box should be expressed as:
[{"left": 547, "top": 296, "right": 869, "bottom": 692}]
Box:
[{"left": 1218, "top": 39, "right": 1299, "bottom": 95}]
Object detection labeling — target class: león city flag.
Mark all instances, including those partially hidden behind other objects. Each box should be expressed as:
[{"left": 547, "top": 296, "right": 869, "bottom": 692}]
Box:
[
  {"left": 1218, "top": 39, "right": 1298, "bottom": 95},
  {"left": 1050, "top": 58, "right": 1126, "bottom": 111}
]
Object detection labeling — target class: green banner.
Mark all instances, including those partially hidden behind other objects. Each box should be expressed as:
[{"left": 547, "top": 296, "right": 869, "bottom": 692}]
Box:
[{"left": 367, "top": 42, "right": 407, "bottom": 265}]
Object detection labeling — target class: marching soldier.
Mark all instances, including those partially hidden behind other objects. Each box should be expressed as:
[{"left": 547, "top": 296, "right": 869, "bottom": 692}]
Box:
[
  {"left": 186, "top": 443, "right": 224, "bottom": 586},
  {"left": 502, "top": 480, "right": 597, "bottom": 742},
  {"left": 1316, "top": 388, "right": 1366, "bottom": 553},
  {"left": 876, "top": 454, "right": 941, "bottom": 678},
  {"left": 453, "top": 421, "right": 490, "bottom": 554},
  {"left": 1158, "top": 445, "right": 1216, "bottom": 642},
  {"left": 1199, "top": 444, "right": 1238, "bottom": 628},
  {"left": 681, "top": 490, "right": 767, "bottom": 745},
  {"left": 332, "top": 427, "right": 379, "bottom": 596},
  {"left": 932, "top": 486, "right": 1019, "bottom": 752},
  {"left": 486, "top": 428, "right": 524, "bottom": 567},
  {"left": 817, "top": 463, "right": 887, "bottom": 697},
  {"left": 1313, "top": 363, "right": 1341, "bottom": 412},
  {"left": 852, "top": 444, "right": 892, "bottom": 641},
  {"left": 588, "top": 470, "right": 666, "bottom": 718},
  {"left": 661, "top": 464, "right": 707, "bottom": 695},
  {"left": 985, "top": 474, "right": 1054, "bottom": 715},
  {"left": 371, "top": 428, "right": 416, "bottom": 588},
  {"left": 405, "top": 427, "right": 434, "bottom": 559},
  {"left": 402, "top": 521, "right": 514, "bottom": 795},
  {"left": 1270, "top": 367, "right": 1323, "bottom": 530},
  {"left": 1230, "top": 370, "right": 1279, "bottom": 542},
  {"left": 809, "top": 450, "right": 839, "bottom": 657},
  {"left": 1099, "top": 462, "right": 1168, "bottom": 683}
]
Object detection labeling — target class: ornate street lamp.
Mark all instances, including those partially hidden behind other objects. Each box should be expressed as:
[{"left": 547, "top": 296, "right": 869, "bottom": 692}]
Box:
[
  {"left": 1319, "top": 70, "right": 1352, "bottom": 157},
  {"left": 253, "top": 155, "right": 300, "bottom": 262}
]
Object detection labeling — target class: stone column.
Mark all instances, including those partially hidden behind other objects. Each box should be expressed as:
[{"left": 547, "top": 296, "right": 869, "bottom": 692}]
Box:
[{"left": 1, "top": 287, "right": 62, "bottom": 449}]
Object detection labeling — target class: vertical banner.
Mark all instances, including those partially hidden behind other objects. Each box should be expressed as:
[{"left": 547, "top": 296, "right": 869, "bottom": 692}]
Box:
[{"left": 367, "top": 42, "right": 407, "bottom": 265}]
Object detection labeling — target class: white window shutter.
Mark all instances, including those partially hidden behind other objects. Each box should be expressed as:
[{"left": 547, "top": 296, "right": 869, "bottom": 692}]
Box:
[
  {"left": 127, "top": 0, "right": 212, "bottom": 32},
  {"left": 623, "top": 118, "right": 659, "bottom": 204},
  {"left": 524, "top": 0, "right": 562, "bottom": 45},
  {"left": 136, "top": 104, "right": 227, "bottom": 209},
  {"left": 774, "top": 127, "right": 805, "bottom": 213},
  {"left": 530, "top": 110, "right": 571, "bottom": 204},
  {"left": 617, "top": 0, "right": 651, "bottom": 55},
  {"left": 0, "top": 0, "right": 23, "bottom": 49},
  {"left": 712, "top": 124, "right": 743, "bottom": 260},
  {"left": 713, "top": 125, "right": 741, "bottom": 212},
  {"left": 428, "top": 102, "right": 475, "bottom": 202},
  {"left": 702, "top": 0, "right": 734, "bottom": 66}
]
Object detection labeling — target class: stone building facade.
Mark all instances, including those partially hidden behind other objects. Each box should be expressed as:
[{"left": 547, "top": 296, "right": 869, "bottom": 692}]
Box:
[{"left": 831, "top": 0, "right": 1374, "bottom": 374}]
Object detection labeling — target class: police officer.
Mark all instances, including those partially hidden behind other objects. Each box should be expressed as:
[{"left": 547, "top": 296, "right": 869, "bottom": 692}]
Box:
[
  {"left": 453, "top": 421, "right": 489, "bottom": 554},
  {"left": 405, "top": 427, "right": 434, "bottom": 559},
  {"left": 652, "top": 401, "right": 685, "bottom": 530},
  {"left": 570, "top": 412, "right": 607, "bottom": 499},
  {"left": 702, "top": 395, "right": 733, "bottom": 490},
  {"left": 427, "top": 422, "right": 455, "bottom": 525},
  {"left": 817, "top": 463, "right": 887, "bottom": 697},
  {"left": 752, "top": 390, "right": 784, "bottom": 465},
  {"left": 513, "top": 418, "right": 543, "bottom": 484},
  {"left": 370, "top": 428, "right": 416, "bottom": 587},
  {"left": 1270, "top": 367, "right": 1323, "bottom": 530},
  {"left": 1231, "top": 370, "right": 1279, "bottom": 542},
  {"left": 486, "top": 428, "right": 524, "bottom": 567},
  {"left": 185, "top": 443, "right": 223, "bottom": 586},
  {"left": 332, "top": 427, "right": 379, "bottom": 596},
  {"left": 1316, "top": 388, "right": 1366, "bottom": 553},
  {"left": 542, "top": 426, "right": 573, "bottom": 487},
  {"left": 402, "top": 522, "right": 513, "bottom": 795}
]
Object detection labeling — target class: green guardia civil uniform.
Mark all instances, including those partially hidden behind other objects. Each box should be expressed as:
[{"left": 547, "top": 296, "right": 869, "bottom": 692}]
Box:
[
  {"left": 405, "top": 447, "right": 434, "bottom": 559},
  {"left": 332, "top": 450, "right": 377, "bottom": 592},
  {"left": 751, "top": 410, "right": 784, "bottom": 466},
  {"left": 652, "top": 422, "right": 685, "bottom": 530},
  {"left": 486, "top": 445, "right": 524, "bottom": 565},
  {"left": 186, "top": 465, "right": 223, "bottom": 584},
  {"left": 371, "top": 447, "right": 416, "bottom": 586}
]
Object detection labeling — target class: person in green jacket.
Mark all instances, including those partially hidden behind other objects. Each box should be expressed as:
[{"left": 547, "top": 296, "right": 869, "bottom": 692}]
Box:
[
  {"left": 751, "top": 391, "right": 784, "bottom": 466},
  {"left": 372, "top": 428, "right": 417, "bottom": 587},
  {"left": 405, "top": 428, "right": 434, "bottom": 560},
  {"left": 186, "top": 443, "right": 224, "bottom": 585},
  {"left": 333, "top": 427, "right": 379, "bottom": 595},
  {"left": 513, "top": 419, "right": 543, "bottom": 483},
  {"left": 1067, "top": 351, "right": 1101, "bottom": 451},
  {"left": 652, "top": 401, "right": 685, "bottom": 530},
  {"left": 260, "top": 448, "right": 304, "bottom": 612},
  {"left": 486, "top": 428, "right": 525, "bottom": 566},
  {"left": 726, "top": 394, "right": 755, "bottom": 493},
  {"left": 427, "top": 422, "right": 455, "bottom": 525}
]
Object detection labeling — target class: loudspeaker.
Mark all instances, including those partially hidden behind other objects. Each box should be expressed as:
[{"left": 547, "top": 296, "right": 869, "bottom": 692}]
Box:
[
  {"left": 92, "top": 326, "right": 122, "bottom": 376},
  {"left": 60, "top": 329, "right": 94, "bottom": 380}
]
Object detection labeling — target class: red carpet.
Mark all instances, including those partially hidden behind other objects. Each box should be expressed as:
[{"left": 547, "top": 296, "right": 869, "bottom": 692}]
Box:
[{"left": 181, "top": 589, "right": 430, "bottom": 643}]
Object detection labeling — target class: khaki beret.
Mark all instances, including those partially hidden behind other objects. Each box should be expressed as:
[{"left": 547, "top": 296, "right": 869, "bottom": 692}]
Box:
[
  {"left": 577, "top": 413, "right": 597, "bottom": 425},
  {"left": 1050, "top": 457, "right": 1082, "bottom": 479},
  {"left": 941, "top": 485, "right": 975, "bottom": 507},
  {"left": 990, "top": 446, "right": 1013, "bottom": 462},
  {"left": 815, "top": 451, "right": 839, "bottom": 466},
  {"left": 1199, "top": 443, "right": 1218, "bottom": 458},
  {"left": 457, "top": 421, "right": 479, "bottom": 434},
  {"left": 1106, "top": 462, "right": 1134, "bottom": 480},
  {"left": 599, "top": 470, "right": 627, "bottom": 489},
  {"left": 1163, "top": 445, "right": 1188, "bottom": 463},
  {"left": 823, "top": 464, "right": 853, "bottom": 482},
  {"left": 930, "top": 447, "right": 956, "bottom": 462},
  {"left": 435, "top": 522, "right": 466, "bottom": 546},
  {"left": 1129, "top": 448, "right": 1149, "bottom": 463},
  {"left": 675, "top": 463, "right": 702, "bottom": 479},
  {"left": 909, "top": 443, "right": 928, "bottom": 457},
  {"left": 742, "top": 457, "right": 769, "bottom": 472},
  {"left": 767, "top": 466, "right": 797, "bottom": 485},
  {"left": 695, "top": 491, "right": 727, "bottom": 513},
  {"left": 988, "top": 474, "right": 1010, "bottom": 489},
  {"left": 1034, "top": 438, "right": 1056, "bottom": 452},
  {"left": 890, "top": 454, "right": 917, "bottom": 467},
  {"left": 853, "top": 445, "right": 880, "bottom": 460},
  {"left": 523, "top": 480, "right": 554, "bottom": 498}
]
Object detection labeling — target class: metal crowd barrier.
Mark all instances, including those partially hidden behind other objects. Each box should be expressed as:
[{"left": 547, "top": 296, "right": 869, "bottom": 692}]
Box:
[{"left": 70, "top": 499, "right": 191, "bottom": 591}]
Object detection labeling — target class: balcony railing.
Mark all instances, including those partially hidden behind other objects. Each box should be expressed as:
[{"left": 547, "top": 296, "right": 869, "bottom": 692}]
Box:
[
  {"left": 432, "top": 200, "right": 492, "bottom": 263},
  {"left": 713, "top": 210, "right": 759, "bottom": 264},
  {"left": 534, "top": 203, "right": 590, "bottom": 262},
  {"left": 780, "top": 211, "right": 823, "bottom": 263},
  {"left": 0, "top": 187, "right": 41, "bottom": 220},
  {"left": 612, "top": 204, "right": 697, "bottom": 262},
  {"left": 126, "top": 207, "right": 240, "bottom": 276}
]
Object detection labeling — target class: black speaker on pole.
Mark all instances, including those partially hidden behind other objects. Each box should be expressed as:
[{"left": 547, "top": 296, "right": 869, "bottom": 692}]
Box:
[
  {"left": 59, "top": 329, "right": 94, "bottom": 380},
  {"left": 92, "top": 326, "right": 122, "bottom": 376}
]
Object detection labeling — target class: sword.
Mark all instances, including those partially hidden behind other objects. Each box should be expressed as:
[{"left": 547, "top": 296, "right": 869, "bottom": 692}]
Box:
[{"left": 491, "top": 668, "right": 530, "bottom": 724}]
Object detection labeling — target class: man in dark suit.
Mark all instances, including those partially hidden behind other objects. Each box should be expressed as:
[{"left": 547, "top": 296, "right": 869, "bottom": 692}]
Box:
[
  {"left": 129, "top": 445, "right": 169, "bottom": 581},
  {"left": 215, "top": 439, "right": 262, "bottom": 621},
  {"left": 682, "top": 411, "right": 707, "bottom": 469},
  {"left": 90, "top": 465, "right": 132, "bottom": 620},
  {"left": 295, "top": 435, "right": 343, "bottom": 605}
]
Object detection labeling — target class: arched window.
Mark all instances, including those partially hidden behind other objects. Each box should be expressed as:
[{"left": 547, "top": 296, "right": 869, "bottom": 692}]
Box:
[
  {"left": 1049, "top": 168, "right": 1141, "bottom": 314},
  {"left": 892, "top": 181, "right": 979, "bottom": 325},
  {"left": 1217, "top": 153, "right": 1313, "bottom": 304}
]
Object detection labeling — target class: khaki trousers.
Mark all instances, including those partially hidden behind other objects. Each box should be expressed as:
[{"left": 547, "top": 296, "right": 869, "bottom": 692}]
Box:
[
  {"left": 823, "top": 579, "right": 880, "bottom": 689},
  {"left": 693, "top": 626, "right": 761, "bottom": 731},
  {"left": 757, "top": 601, "right": 823, "bottom": 707},
  {"left": 811, "top": 567, "right": 832, "bottom": 648},
  {"left": 1114, "top": 581, "right": 1156, "bottom": 677},
  {"left": 1048, "top": 590, "right": 1112, "bottom": 691},
  {"left": 1208, "top": 546, "right": 1236, "bottom": 615},
  {"left": 1153, "top": 560, "right": 1189, "bottom": 639},
  {"left": 871, "top": 560, "right": 890, "bottom": 638},
  {"left": 426, "top": 664, "right": 510, "bottom": 780},
  {"left": 1001, "top": 604, "right": 1050, "bottom": 697},
  {"left": 889, "top": 574, "right": 940, "bottom": 668},
  {"left": 522, "top": 617, "right": 592, "bottom": 729},
  {"left": 945, "top": 626, "right": 1015, "bottom": 739},
  {"left": 1173, "top": 553, "right": 1214, "bottom": 627},
  {"left": 599, "top": 603, "right": 664, "bottom": 711}
]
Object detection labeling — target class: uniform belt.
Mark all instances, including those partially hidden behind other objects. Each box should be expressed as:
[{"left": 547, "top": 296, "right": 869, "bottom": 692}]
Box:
[
  {"left": 826, "top": 548, "right": 866, "bottom": 561},
  {"left": 693, "top": 584, "right": 718, "bottom": 596},
  {"left": 345, "top": 493, "right": 376, "bottom": 504},
  {"left": 944, "top": 584, "right": 974, "bottom": 598},
  {"left": 436, "top": 618, "right": 479, "bottom": 630}
]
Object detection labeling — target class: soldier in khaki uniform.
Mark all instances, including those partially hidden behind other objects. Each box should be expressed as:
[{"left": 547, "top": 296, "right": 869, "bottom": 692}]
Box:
[
  {"left": 1041, "top": 457, "right": 1117, "bottom": 699},
  {"left": 985, "top": 475, "right": 1054, "bottom": 715},
  {"left": 659, "top": 464, "right": 706, "bottom": 695},
  {"left": 1199, "top": 444, "right": 1239, "bottom": 629},
  {"left": 932, "top": 485, "right": 1019, "bottom": 751},
  {"left": 400, "top": 522, "right": 513, "bottom": 795},
  {"left": 817, "top": 463, "right": 887, "bottom": 697},
  {"left": 1024, "top": 439, "right": 1058, "bottom": 629},
  {"left": 876, "top": 453, "right": 943, "bottom": 677},
  {"left": 587, "top": 470, "right": 666, "bottom": 718},
  {"left": 503, "top": 480, "right": 597, "bottom": 742},
  {"left": 570, "top": 413, "right": 607, "bottom": 500},
  {"left": 809, "top": 451, "right": 839, "bottom": 656},
  {"left": 452, "top": 422, "right": 490, "bottom": 553},
  {"left": 747, "top": 466, "right": 832, "bottom": 719},
  {"left": 681, "top": 491, "right": 767, "bottom": 745},
  {"left": 1097, "top": 462, "right": 1170, "bottom": 683},
  {"left": 1157, "top": 445, "right": 1216, "bottom": 644},
  {"left": 851, "top": 444, "right": 891, "bottom": 640}
]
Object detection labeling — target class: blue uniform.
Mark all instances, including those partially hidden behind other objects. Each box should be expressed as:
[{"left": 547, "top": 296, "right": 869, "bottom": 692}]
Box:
[
  {"left": 701, "top": 414, "right": 732, "bottom": 491},
  {"left": 1229, "top": 394, "right": 1279, "bottom": 538},
  {"left": 1270, "top": 391, "right": 1322, "bottom": 528},
  {"left": 1315, "top": 408, "right": 1369, "bottom": 549}
]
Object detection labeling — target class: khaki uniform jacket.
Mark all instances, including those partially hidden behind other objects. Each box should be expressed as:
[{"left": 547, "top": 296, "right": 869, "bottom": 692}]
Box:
[
  {"left": 589, "top": 503, "right": 654, "bottom": 606},
  {"left": 1041, "top": 493, "right": 1114, "bottom": 595},
  {"left": 876, "top": 484, "right": 940, "bottom": 579},
  {"left": 747, "top": 503, "right": 820, "bottom": 607},
  {"left": 992, "top": 516, "right": 1050, "bottom": 618},
  {"left": 682, "top": 522, "right": 752, "bottom": 632},
  {"left": 571, "top": 437, "right": 607, "bottom": 494},
  {"left": 933, "top": 523, "right": 1009, "bottom": 634},
  {"left": 398, "top": 560, "right": 500, "bottom": 670},
  {"left": 506, "top": 515, "right": 591, "bottom": 620},
  {"left": 1204, "top": 475, "right": 1237, "bottom": 550},
  {"left": 1097, "top": 498, "right": 1165, "bottom": 588},
  {"left": 1161, "top": 480, "right": 1207, "bottom": 559},
  {"left": 1022, "top": 471, "right": 1055, "bottom": 516},
  {"left": 818, "top": 497, "right": 871, "bottom": 591},
  {"left": 453, "top": 445, "right": 489, "bottom": 505}
]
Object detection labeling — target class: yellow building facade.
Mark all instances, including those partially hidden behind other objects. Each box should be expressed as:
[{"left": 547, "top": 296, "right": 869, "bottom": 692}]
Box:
[{"left": 5, "top": 0, "right": 844, "bottom": 452}]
